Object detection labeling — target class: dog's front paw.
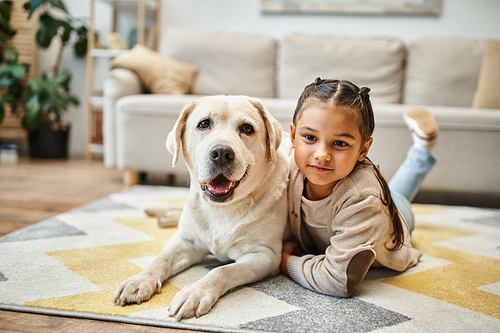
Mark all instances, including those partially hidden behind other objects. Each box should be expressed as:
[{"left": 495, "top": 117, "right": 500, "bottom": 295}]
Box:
[
  {"left": 168, "top": 284, "right": 219, "bottom": 321},
  {"left": 113, "top": 273, "right": 162, "bottom": 306}
]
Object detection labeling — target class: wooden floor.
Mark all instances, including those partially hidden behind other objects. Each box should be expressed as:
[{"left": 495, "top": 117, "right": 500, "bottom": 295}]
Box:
[{"left": 0, "top": 157, "right": 197, "bottom": 333}]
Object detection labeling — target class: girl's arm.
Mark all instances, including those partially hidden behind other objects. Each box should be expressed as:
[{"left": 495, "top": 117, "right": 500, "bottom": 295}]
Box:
[
  {"left": 280, "top": 241, "right": 304, "bottom": 276},
  {"left": 280, "top": 248, "right": 291, "bottom": 276},
  {"left": 286, "top": 195, "right": 383, "bottom": 297}
]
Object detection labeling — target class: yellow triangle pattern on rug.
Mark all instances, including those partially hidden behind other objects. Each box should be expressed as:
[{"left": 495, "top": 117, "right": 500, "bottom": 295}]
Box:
[
  {"left": 25, "top": 215, "right": 181, "bottom": 316},
  {"left": 382, "top": 204, "right": 500, "bottom": 319}
]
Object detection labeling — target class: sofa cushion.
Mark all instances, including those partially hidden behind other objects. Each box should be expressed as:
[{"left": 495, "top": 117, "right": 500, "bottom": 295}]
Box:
[
  {"left": 404, "top": 39, "right": 483, "bottom": 107},
  {"left": 472, "top": 39, "right": 500, "bottom": 109},
  {"left": 160, "top": 30, "right": 277, "bottom": 98},
  {"left": 279, "top": 34, "right": 405, "bottom": 103},
  {"left": 110, "top": 44, "right": 198, "bottom": 94}
]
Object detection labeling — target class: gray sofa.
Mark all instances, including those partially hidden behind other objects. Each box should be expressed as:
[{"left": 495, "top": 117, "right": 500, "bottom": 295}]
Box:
[{"left": 102, "top": 30, "right": 500, "bottom": 206}]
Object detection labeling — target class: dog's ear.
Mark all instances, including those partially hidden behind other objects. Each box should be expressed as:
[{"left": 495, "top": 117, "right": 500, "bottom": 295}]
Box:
[
  {"left": 249, "top": 98, "right": 282, "bottom": 166},
  {"left": 166, "top": 100, "right": 197, "bottom": 167}
]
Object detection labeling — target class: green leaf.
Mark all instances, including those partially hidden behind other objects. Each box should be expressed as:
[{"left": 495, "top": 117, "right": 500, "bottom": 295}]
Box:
[
  {"left": 25, "top": 0, "right": 46, "bottom": 19},
  {"left": 53, "top": 69, "right": 71, "bottom": 90},
  {"left": 47, "top": 0, "right": 66, "bottom": 12},
  {"left": 0, "top": 17, "right": 16, "bottom": 37},
  {"left": 36, "top": 13, "right": 59, "bottom": 48},
  {"left": 8, "top": 78, "right": 23, "bottom": 96},
  {"left": 0, "top": 1, "right": 12, "bottom": 21},
  {"left": 74, "top": 36, "right": 87, "bottom": 57},
  {"left": 38, "top": 90, "right": 51, "bottom": 109},
  {"left": 36, "top": 26, "right": 52, "bottom": 48},
  {"left": 24, "top": 94, "right": 43, "bottom": 129},
  {"left": 22, "top": 1, "right": 30, "bottom": 12},
  {"left": 28, "top": 75, "right": 51, "bottom": 94},
  {"left": 9, "top": 64, "right": 26, "bottom": 78},
  {"left": 68, "top": 94, "right": 78, "bottom": 106},
  {"left": 4, "top": 46, "right": 17, "bottom": 63},
  {"left": 57, "top": 19, "right": 72, "bottom": 43},
  {"left": 0, "top": 76, "right": 12, "bottom": 86},
  {"left": 76, "top": 25, "right": 87, "bottom": 36},
  {"left": 72, "top": 24, "right": 88, "bottom": 57}
]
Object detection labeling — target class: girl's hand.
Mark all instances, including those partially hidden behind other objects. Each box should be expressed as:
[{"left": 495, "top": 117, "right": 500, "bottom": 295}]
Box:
[{"left": 280, "top": 241, "right": 304, "bottom": 276}]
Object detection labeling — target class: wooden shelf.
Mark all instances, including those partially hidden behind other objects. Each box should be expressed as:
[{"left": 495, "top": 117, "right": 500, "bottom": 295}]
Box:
[
  {"left": 90, "top": 48, "right": 127, "bottom": 58},
  {"left": 87, "top": 143, "right": 104, "bottom": 154},
  {"left": 97, "top": 0, "right": 158, "bottom": 12},
  {"left": 85, "top": 0, "right": 161, "bottom": 162},
  {"left": 91, "top": 96, "right": 104, "bottom": 108}
]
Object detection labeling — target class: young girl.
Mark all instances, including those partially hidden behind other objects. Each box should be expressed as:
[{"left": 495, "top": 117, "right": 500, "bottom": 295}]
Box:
[{"left": 281, "top": 78, "right": 438, "bottom": 297}]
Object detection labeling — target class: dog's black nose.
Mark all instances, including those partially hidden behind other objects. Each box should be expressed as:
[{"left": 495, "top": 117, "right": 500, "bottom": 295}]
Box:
[{"left": 209, "top": 145, "right": 235, "bottom": 165}]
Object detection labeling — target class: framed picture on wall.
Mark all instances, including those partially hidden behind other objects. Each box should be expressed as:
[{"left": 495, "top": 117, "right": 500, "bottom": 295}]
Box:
[{"left": 261, "top": 0, "right": 442, "bottom": 16}]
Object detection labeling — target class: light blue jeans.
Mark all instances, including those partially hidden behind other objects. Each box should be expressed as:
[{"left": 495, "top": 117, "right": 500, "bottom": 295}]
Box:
[{"left": 388, "top": 145, "right": 436, "bottom": 233}]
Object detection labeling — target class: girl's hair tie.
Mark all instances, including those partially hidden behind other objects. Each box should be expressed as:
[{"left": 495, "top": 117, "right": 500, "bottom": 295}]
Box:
[
  {"left": 359, "top": 87, "right": 371, "bottom": 98},
  {"left": 314, "top": 77, "right": 324, "bottom": 86}
]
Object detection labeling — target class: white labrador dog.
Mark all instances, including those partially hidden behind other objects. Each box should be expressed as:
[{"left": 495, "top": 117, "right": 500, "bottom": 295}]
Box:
[{"left": 113, "top": 95, "right": 290, "bottom": 320}]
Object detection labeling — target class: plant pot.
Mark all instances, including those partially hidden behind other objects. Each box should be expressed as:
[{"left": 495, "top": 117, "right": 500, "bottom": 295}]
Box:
[{"left": 28, "top": 121, "right": 70, "bottom": 159}]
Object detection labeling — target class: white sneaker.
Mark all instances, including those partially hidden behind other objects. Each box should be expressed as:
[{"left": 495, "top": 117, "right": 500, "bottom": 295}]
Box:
[{"left": 403, "top": 109, "right": 438, "bottom": 149}]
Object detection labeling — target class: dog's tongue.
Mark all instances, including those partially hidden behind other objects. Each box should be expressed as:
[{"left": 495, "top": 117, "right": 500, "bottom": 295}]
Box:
[{"left": 208, "top": 175, "right": 233, "bottom": 194}]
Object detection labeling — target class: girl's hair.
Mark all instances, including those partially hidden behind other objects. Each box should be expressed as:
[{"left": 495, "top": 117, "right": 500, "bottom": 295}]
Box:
[{"left": 293, "top": 78, "right": 405, "bottom": 251}]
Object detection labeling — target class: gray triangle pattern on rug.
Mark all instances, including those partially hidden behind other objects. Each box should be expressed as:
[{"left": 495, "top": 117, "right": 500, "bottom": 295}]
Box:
[
  {"left": 242, "top": 275, "right": 409, "bottom": 333},
  {"left": 466, "top": 212, "right": 500, "bottom": 227},
  {"left": 0, "top": 218, "right": 86, "bottom": 243},
  {"left": 0, "top": 272, "right": 6, "bottom": 282}
]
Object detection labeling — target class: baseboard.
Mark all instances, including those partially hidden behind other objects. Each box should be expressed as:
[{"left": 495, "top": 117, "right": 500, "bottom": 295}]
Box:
[{"left": 414, "top": 190, "right": 500, "bottom": 209}]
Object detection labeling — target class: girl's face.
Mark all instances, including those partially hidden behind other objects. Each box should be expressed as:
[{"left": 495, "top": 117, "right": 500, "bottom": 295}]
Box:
[{"left": 291, "top": 101, "right": 373, "bottom": 201}]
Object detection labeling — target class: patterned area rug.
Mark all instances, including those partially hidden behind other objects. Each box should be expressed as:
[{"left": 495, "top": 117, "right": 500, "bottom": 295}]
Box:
[{"left": 1, "top": 185, "right": 499, "bottom": 332}]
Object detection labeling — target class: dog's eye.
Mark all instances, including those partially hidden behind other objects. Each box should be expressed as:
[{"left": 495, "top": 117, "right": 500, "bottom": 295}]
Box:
[
  {"left": 197, "top": 119, "right": 211, "bottom": 131},
  {"left": 240, "top": 124, "right": 254, "bottom": 135}
]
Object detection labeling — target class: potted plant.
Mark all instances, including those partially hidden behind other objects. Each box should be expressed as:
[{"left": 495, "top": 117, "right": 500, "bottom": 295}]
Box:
[
  {"left": 22, "top": 0, "right": 87, "bottom": 158},
  {"left": 23, "top": 69, "right": 78, "bottom": 158}
]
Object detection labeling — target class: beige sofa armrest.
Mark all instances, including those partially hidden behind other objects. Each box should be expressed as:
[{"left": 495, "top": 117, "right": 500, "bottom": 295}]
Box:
[{"left": 102, "top": 68, "right": 143, "bottom": 168}]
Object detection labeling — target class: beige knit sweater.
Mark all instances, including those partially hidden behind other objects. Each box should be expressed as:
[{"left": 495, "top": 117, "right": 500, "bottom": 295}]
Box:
[{"left": 287, "top": 158, "right": 422, "bottom": 297}]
